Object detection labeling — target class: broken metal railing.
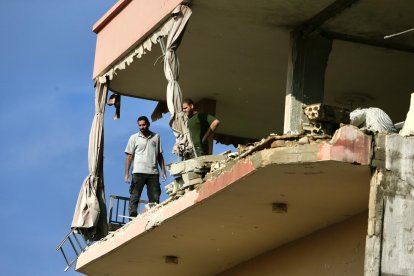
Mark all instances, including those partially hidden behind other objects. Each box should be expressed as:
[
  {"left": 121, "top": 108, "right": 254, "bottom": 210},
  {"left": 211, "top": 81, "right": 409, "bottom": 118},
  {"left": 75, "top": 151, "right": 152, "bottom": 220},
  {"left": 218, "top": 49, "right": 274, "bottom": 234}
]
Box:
[
  {"left": 56, "top": 229, "right": 91, "bottom": 272},
  {"left": 58, "top": 195, "right": 149, "bottom": 272},
  {"left": 108, "top": 195, "right": 148, "bottom": 231}
]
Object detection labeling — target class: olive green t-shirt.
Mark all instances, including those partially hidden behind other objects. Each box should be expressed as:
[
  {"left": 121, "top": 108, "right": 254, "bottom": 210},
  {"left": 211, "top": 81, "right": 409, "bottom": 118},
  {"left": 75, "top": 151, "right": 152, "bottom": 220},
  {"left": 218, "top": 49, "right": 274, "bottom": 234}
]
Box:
[{"left": 187, "top": 112, "right": 216, "bottom": 154}]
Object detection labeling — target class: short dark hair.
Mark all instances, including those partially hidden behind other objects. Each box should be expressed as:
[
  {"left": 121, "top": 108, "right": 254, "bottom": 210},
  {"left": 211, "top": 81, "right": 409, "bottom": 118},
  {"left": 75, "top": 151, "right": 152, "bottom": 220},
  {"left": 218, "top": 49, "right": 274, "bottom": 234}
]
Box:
[
  {"left": 137, "top": 116, "right": 150, "bottom": 126},
  {"left": 183, "top": 98, "right": 194, "bottom": 105}
]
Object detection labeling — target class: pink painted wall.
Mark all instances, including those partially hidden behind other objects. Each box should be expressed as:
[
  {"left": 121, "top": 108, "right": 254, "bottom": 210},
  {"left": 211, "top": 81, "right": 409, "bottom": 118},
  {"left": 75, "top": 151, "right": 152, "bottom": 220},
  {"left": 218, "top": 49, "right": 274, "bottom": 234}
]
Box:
[{"left": 92, "top": 0, "right": 184, "bottom": 79}]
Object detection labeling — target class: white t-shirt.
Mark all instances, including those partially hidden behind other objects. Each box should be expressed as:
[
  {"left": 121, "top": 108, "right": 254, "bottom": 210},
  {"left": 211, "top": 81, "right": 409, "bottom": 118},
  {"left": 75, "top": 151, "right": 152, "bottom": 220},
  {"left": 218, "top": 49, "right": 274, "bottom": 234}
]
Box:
[{"left": 125, "top": 131, "right": 163, "bottom": 174}]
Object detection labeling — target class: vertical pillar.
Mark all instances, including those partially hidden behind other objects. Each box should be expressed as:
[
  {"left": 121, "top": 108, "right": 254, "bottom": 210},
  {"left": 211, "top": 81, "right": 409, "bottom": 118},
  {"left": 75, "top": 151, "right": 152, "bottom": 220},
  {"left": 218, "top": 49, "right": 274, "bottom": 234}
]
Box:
[
  {"left": 366, "top": 133, "right": 414, "bottom": 275},
  {"left": 284, "top": 31, "right": 332, "bottom": 134}
]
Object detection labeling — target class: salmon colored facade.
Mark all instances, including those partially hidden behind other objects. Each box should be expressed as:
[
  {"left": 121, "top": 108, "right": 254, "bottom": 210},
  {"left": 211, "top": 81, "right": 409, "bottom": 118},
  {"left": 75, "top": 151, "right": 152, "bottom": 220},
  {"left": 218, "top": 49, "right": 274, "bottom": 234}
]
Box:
[{"left": 92, "top": 0, "right": 183, "bottom": 79}]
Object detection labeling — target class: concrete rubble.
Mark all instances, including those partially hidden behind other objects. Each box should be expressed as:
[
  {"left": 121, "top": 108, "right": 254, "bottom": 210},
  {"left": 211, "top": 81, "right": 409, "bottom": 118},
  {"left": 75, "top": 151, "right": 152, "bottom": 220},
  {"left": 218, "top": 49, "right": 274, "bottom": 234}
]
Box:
[
  {"left": 165, "top": 134, "right": 335, "bottom": 200},
  {"left": 303, "top": 103, "right": 350, "bottom": 135},
  {"left": 165, "top": 103, "right": 350, "bottom": 200},
  {"left": 165, "top": 155, "right": 226, "bottom": 197}
]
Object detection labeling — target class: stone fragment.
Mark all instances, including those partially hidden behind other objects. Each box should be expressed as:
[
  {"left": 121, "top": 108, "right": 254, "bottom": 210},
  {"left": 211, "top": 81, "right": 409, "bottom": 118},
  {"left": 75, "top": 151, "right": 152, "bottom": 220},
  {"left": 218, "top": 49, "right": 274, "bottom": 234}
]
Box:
[
  {"left": 298, "top": 136, "right": 309, "bottom": 144},
  {"left": 182, "top": 172, "right": 203, "bottom": 184},
  {"left": 303, "top": 103, "right": 350, "bottom": 124},
  {"left": 271, "top": 140, "right": 285, "bottom": 148},
  {"left": 168, "top": 155, "right": 226, "bottom": 176}
]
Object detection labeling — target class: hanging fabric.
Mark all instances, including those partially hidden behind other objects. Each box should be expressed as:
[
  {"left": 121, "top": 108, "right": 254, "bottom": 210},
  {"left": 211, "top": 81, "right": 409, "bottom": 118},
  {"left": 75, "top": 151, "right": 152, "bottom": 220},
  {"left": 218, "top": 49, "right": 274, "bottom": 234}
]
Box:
[
  {"left": 71, "top": 81, "right": 109, "bottom": 241},
  {"left": 163, "top": 4, "right": 193, "bottom": 157}
]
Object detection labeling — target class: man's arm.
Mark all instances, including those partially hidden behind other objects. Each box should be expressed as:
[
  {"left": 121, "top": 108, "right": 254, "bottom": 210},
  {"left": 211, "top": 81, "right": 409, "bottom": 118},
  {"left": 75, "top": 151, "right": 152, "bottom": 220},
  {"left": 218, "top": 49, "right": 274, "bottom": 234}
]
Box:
[
  {"left": 157, "top": 153, "right": 167, "bottom": 181},
  {"left": 202, "top": 119, "right": 220, "bottom": 143},
  {"left": 125, "top": 153, "right": 133, "bottom": 183}
]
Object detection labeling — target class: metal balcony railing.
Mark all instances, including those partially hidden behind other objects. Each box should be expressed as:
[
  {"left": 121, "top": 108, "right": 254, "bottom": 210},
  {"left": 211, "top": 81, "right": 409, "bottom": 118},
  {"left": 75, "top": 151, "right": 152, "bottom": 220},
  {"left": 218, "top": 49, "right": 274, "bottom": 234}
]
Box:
[
  {"left": 56, "top": 229, "right": 90, "bottom": 272},
  {"left": 57, "top": 195, "right": 149, "bottom": 272},
  {"left": 108, "top": 195, "right": 148, "bottom": 231}
]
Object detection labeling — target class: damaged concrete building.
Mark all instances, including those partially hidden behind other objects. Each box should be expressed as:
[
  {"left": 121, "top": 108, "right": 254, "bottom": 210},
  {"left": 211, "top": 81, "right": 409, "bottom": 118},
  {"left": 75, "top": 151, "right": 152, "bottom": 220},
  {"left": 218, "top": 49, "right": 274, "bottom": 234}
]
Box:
[{"left": 64, "top": 0, "right": 414, "bottom": 275}]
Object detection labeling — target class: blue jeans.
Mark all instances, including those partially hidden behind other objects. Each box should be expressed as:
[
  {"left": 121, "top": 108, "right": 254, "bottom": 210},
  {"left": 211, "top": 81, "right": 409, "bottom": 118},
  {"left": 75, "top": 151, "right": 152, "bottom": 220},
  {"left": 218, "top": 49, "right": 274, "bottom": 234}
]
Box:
[{"left": 129, "top": 173, "right": 160, "bottom": 217}]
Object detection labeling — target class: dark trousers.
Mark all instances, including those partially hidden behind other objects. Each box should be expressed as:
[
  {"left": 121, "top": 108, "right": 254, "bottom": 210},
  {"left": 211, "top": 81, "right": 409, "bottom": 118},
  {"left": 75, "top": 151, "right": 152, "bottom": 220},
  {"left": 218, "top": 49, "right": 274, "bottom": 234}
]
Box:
[{"left": 129, "top": 173, "right": 160, "bottom": 217}]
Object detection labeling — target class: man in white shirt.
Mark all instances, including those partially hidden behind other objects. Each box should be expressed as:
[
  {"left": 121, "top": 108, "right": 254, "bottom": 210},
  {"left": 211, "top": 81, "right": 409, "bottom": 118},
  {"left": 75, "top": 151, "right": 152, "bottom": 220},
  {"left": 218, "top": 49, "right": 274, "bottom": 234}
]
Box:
[{"left": 124, "top": 116, "right": 166, "bottom": 217}]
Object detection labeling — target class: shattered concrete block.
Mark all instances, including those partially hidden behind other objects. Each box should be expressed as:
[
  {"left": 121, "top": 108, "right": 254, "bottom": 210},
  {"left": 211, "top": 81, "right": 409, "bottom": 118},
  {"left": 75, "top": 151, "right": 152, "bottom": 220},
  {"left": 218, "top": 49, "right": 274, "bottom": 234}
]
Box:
[
  {"left": 182, "top": 177, "right": 204, "bottom": 188},
  {"left": 168, "top": 162, "right": 185, "bottom": 176},
  {"left": 182, "top": 172, "right": 203, "bottom": 184},
  {"left": 400, "top": 93, "right": 414, "bottom": 136},
  {"left": 303, "top": 122, "right": 338, "bottom": 135},
  {"left": 303, "top": 103, "right": 350, "bottom": 124},
  {"left": 165, "top": 181, "right": 183, "bottom": 196},
  {"left": 168, "top": 155, "right": 226, "bottom": 176}
]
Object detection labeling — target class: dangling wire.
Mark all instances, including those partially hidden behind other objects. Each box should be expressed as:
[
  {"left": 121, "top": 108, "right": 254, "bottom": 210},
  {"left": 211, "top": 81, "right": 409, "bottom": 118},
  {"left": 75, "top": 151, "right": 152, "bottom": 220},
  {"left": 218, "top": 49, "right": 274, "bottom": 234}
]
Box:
[
  {"left": 384, "top": 28, "right": 414, "bottom": 39},
  {"left": 153, "top": 36, "right": 167, "bottom": 66},
  {"left": 159, "top": 36, "right": 166, "bottom": 54}
]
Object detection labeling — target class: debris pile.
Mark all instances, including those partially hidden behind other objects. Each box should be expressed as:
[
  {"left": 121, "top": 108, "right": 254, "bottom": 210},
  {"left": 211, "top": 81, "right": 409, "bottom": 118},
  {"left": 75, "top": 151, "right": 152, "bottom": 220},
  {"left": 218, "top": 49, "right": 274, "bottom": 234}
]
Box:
[
  {"left": 165, "top": 155, "right": 226, "bottom": 198},
  {"left": 165, "top": 103, "right": 352, "bottom": 199}
]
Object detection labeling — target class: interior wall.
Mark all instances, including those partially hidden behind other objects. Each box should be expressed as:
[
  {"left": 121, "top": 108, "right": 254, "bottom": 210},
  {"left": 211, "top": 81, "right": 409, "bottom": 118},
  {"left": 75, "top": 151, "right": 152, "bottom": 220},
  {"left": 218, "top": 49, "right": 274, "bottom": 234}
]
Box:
[
  {"left": 324, "top": 40, "right": 414, "bottom": 123},
  {"left": 218, "top": 211, "right": 367, "bottom": 276}
]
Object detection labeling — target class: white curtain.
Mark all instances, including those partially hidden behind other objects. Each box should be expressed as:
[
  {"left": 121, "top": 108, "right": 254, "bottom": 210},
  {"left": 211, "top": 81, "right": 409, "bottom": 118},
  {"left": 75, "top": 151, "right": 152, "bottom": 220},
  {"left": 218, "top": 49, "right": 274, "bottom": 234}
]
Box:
[
  {"left": 71, "top": 81, "right": 108, "bottom": 241},
  {"left": 164, "top": 5, "right": 192, "bottom": 157}
]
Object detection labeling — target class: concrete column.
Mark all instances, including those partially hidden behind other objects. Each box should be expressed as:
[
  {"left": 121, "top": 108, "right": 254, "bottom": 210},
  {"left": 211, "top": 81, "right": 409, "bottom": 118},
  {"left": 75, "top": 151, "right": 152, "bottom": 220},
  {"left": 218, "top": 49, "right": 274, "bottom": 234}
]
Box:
[
  {"left": 366, "top": 134, "right": 414, "bottom": 275},
  {"left": 284, "top": 31, "right": 332, "bottom": 134}
]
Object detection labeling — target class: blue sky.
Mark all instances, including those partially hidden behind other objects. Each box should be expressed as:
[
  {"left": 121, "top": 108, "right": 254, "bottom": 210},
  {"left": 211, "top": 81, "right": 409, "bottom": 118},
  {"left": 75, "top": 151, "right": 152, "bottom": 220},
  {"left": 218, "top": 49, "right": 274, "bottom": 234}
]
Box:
[{"left": 0, "top": 1, "right": 233, "bottom": 275}]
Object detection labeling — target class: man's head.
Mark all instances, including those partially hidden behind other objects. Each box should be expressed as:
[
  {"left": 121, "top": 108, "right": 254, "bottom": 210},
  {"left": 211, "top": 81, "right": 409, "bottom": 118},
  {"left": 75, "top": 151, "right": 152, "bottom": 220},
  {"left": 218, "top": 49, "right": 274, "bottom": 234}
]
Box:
[
  {"left": 137, "top": 116, "right": 150, "bottom": 134},
  {"left": 182, "top": 98, "right": 195, "bottom": 117}
]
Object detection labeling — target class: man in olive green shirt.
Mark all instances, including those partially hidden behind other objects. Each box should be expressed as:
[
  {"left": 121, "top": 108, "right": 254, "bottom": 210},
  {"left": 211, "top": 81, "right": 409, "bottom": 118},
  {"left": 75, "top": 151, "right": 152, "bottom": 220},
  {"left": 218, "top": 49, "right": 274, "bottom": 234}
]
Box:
[{"left": 182, "top": 98, "right": 220, "bottom": 158}]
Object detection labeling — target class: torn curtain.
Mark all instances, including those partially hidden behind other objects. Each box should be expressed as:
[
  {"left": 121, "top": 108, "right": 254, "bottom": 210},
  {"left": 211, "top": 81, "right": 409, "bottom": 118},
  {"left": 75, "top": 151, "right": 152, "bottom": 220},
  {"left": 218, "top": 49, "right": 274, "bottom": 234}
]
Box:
[
  {"left": 71, "top": 81, "right": 108, "bottom": 241},
  {"left": 164, "top": 5, "right": 192, "bottom": 157}
]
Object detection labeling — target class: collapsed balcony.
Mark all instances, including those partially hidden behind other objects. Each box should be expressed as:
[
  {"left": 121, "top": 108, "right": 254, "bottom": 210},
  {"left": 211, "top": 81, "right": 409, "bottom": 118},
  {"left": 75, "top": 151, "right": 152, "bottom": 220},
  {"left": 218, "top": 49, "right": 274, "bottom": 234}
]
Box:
[{"left": 74, "top": 124, "right": 373, "bottom": 275}]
